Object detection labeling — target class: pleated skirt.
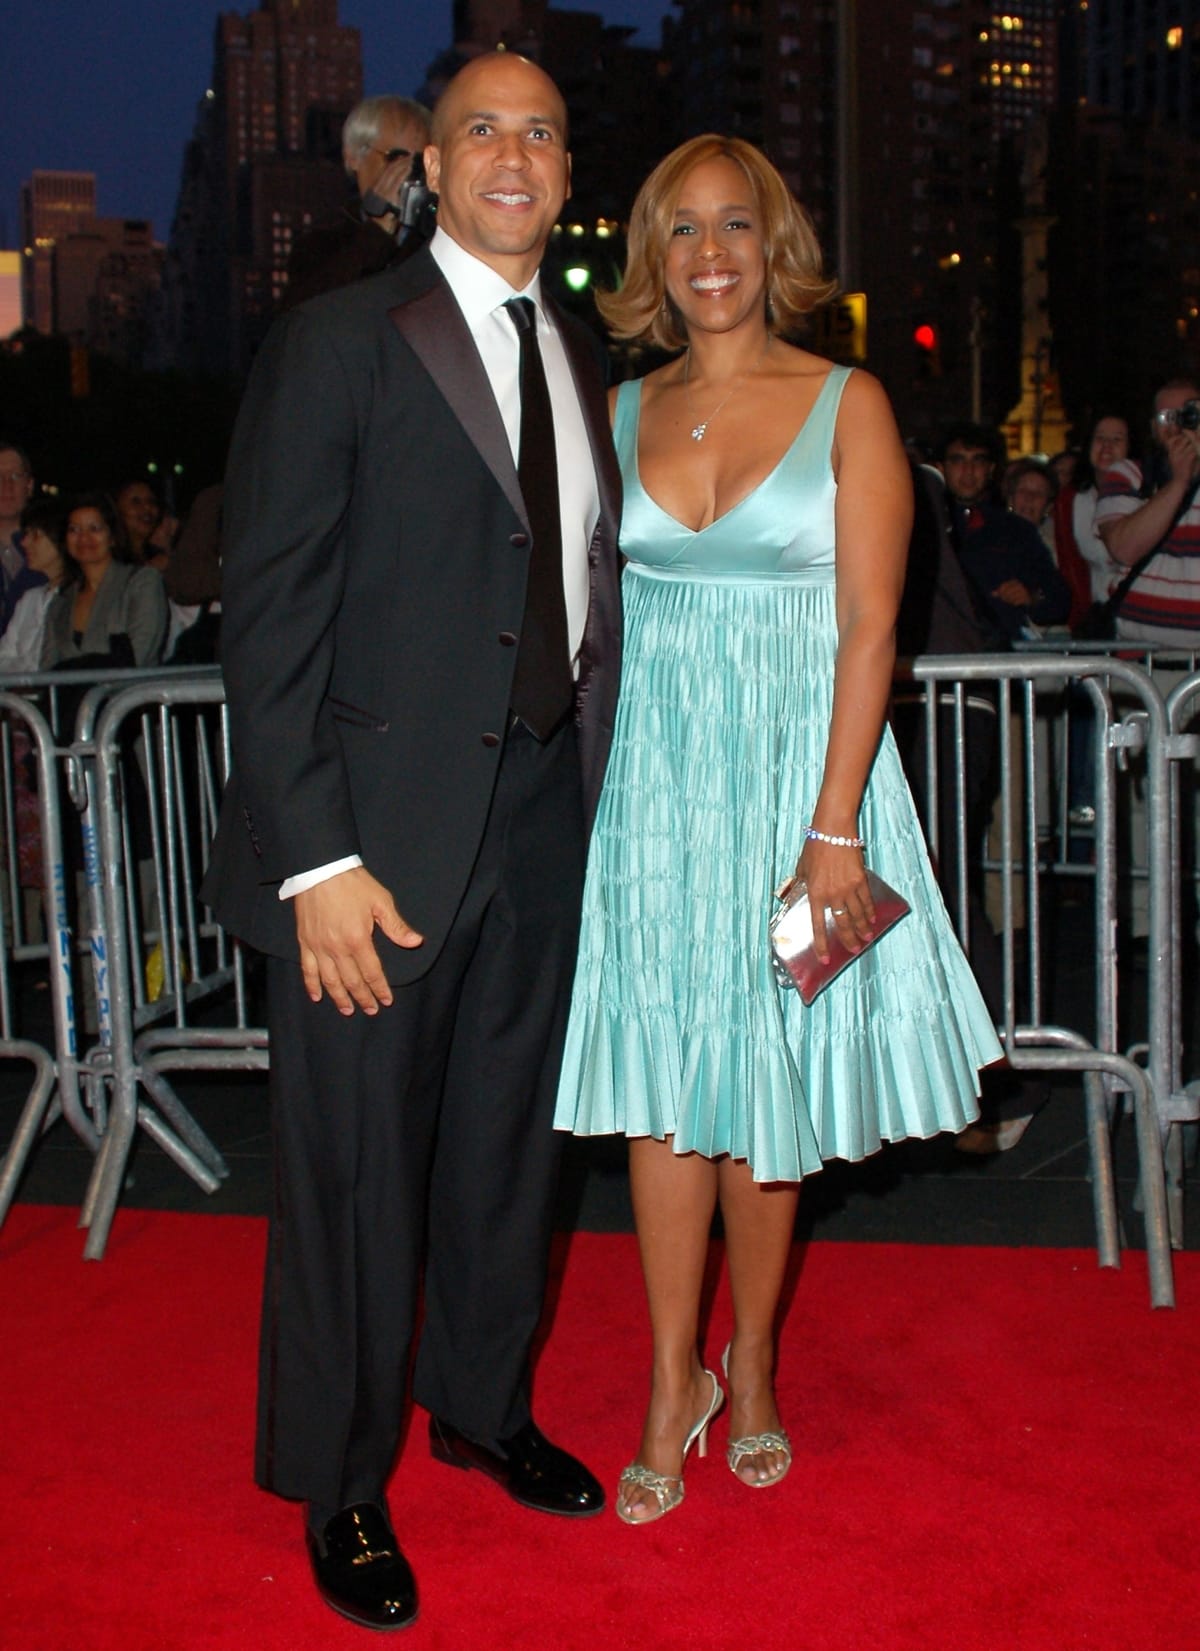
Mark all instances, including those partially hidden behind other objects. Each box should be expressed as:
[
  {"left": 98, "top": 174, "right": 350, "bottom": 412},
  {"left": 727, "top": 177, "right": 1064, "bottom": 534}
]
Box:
[{"left": 554, "top": 564, "right": 1001, "bottom": 1182}]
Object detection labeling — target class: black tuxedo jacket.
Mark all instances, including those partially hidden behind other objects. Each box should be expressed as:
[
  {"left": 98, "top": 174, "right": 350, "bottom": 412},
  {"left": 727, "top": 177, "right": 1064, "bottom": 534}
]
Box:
[{"left": 204, "top": 248, "right": 623, "bottom": 979}]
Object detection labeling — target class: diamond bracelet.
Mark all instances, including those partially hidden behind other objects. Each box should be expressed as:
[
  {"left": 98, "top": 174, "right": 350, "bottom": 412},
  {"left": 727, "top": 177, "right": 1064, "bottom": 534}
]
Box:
[{"left": 804, "top": 827, "right": 866, "bottom": 849}]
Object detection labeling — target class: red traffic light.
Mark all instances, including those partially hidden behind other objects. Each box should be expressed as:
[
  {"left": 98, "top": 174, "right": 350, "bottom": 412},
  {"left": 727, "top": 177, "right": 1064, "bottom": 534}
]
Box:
[{"left": 913, "top": 323, "right": 937, "bottom": 352}]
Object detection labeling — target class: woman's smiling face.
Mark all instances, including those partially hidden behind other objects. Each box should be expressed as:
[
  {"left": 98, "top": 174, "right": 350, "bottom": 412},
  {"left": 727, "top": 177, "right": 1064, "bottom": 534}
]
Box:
[
  {"left": 664, "top": 155, "right": 767, "bottom": 338},
  {"left": 66, "top": 507, "right": 114, "bottom": 567}
]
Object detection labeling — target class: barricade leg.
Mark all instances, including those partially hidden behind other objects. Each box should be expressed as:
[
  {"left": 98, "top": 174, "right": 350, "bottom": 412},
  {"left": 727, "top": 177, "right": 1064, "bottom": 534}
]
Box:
[
  {"left": 0, "top": 1043, "right": 58, "bottom": 1231},
  {"left": 1163, "top": 1124, "right": 1185, "bottom": 1252},
  {"left": 132, "top": 1102, "right": 222, "bottom": 1193},
  {"left": 1139, "top": 1116, "right": 1174, "bottom": 1307},
  {"left": 138, "top": 1067, "right": 229, "bottom": 1179},
  {"left": 80, "top": 1072, "right": 138, "bottom": 1259},
  {"left": 1082, "top": 1070, "right": 1121, "bottom": 1270}
]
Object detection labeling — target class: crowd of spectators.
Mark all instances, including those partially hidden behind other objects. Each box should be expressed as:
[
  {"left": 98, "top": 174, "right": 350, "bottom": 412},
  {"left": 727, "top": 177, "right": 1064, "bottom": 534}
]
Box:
[
  {"left": 0, "top": 440, "right": 222, "bottom": 677},
  {"left": 6, "top": 381, "right": 1196, "bottom": 679}
]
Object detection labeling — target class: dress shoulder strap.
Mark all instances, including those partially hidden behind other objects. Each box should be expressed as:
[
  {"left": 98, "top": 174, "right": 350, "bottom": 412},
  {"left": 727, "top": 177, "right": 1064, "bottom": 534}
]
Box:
[
  {"left": 815, "top": 363, "right": 853, "bottom": 437},
  {"left": 611, "top": 378, "right": 641, "bottom": 450}
]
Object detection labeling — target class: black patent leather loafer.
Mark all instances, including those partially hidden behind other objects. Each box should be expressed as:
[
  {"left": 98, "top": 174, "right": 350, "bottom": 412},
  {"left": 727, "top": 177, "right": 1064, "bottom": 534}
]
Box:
[
  {"left": 306, "top": 1502, "right": 418, "bottom": 1631},
  {"left": 429, "top": 1416, "right": 605, "bottom": 1517}
]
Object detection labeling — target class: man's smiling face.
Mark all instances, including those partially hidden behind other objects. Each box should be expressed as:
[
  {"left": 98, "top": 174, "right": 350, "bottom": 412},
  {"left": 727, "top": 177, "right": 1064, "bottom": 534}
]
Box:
[{"left": 424, "top": 54, "right": 571, "bottom": 290}]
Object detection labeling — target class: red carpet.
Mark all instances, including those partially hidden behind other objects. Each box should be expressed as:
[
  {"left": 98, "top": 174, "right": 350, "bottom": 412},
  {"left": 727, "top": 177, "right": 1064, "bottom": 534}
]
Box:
[{"left": 2, "top": 1206, "right": 1196, "bottom": 1651}]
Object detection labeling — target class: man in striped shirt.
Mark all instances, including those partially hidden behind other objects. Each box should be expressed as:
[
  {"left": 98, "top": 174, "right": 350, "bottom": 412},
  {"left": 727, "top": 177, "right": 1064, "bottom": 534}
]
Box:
[{"left": 1095, "top": 378, "right": 1200, "bottom": 644}]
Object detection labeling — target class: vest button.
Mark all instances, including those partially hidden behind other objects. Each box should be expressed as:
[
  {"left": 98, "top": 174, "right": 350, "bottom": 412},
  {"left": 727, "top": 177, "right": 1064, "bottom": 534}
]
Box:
[
  {"left": 481, "top": 731, "right": 501, "bottom": 748},
  {"left": 498, "top": 631, "right": 517, "bottom": 646},
  {"left": 510, "top": 531, "right": 528, "bottom": 547}
]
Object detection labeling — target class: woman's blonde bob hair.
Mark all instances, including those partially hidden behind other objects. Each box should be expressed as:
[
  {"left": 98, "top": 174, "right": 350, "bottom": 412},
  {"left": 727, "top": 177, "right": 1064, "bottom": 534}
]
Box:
[{"left": 598, "top": 135, "right": 837, "bottom": 351}]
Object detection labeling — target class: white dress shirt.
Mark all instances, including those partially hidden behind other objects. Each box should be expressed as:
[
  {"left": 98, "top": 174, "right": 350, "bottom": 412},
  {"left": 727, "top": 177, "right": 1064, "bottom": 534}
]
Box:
[{"left": 280, "top": 228, "right": 600, "bottom": 900}]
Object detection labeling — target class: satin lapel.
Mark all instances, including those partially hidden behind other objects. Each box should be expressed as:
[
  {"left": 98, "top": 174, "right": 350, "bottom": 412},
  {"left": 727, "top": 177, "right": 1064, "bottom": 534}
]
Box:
[
  {"left": 550, "top": 301, "right": 622, "bottom": 534},
  {"left": 388, "top": 279, "right": 526, "bottom": 529}
]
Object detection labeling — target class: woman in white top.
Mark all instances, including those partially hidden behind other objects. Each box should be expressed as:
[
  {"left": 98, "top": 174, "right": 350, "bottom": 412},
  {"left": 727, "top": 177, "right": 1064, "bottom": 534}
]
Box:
[
  {"left": 0, "top": 500, "right": 76, "bottom": 673},
  {"left": 1053, "top": 414, "right": 1132, "bottom": 607}
]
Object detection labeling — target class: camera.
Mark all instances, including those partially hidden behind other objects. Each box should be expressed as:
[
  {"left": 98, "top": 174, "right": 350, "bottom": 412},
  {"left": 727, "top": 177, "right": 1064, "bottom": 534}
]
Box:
[
  {"left": 1154, "top": 398, "right": 1200, "bottom": 431},
  {"left": 361, "top": 154, "right": 435, "bottom": 247}
]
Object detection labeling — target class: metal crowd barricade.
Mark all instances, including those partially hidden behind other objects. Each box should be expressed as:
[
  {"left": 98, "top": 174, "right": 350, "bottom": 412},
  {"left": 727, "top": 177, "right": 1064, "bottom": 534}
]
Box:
[
  {"left": 1015, "top": 639, "right": 1200, "bottom": 1259},
  {"left": 71, "top": 672, "right": 267, "bottom": 1260},
  {"left": 1016, "top": 638, "right": 1200, "bottom": 896},
  {"left": 904, "top": 653, "right": 1175, "bottom": 1307},
  {"left": 0, "top": 690, "right": 83, "bottom": 1226},
  {"left": 4, "top": 656, "right": 1193, "bottom": 1304},
  {"left": 0, "top": 668, "right": 190, "bottom": 1233},
  {"left": 1163, "top": 668, "right": 1200, "bottom": 1246}
]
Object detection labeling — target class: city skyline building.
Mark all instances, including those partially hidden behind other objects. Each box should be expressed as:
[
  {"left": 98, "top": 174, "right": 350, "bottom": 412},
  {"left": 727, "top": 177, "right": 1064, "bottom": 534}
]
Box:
[
  {"left": 664, "top": 2, "right": 1061, "bottom": 439},
  {"left": 1046, "top": 104, "right": 1200, "bottom": 431},
  {"left": 1046, "top": 0, "right": 1200, "bottom": 428},
  {"left": 15, "top": 0, "right": 1195, "bottom": 432},
  {"left": 1071, "top": 0, "right": 1199, "bottom": 136},
  {"left": 160, "top": 0, "right": 363, "bottom": 373},
  {"left": 20, "top": 171, "right": 97, "bottom": 336},
  {"left": 980, "top": 2, "right": 1060, "bottom": 141},
  {"left": 55, "top": 217, "right": 164, "bottom": 368},
  {"left": 17, "top": 171, "right": 163, "bottom": 369},
  {"left": 0, "top": 252, "right": 21, "bottom": 339}
]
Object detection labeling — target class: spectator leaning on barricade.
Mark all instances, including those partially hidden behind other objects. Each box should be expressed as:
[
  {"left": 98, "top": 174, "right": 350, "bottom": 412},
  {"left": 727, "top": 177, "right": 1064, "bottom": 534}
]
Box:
[
  {"left": 1004, "top": 456, "right": 1058, "bottom": 559},
  {"left": 938, "top": 422, "right": 1069, "bottom": 988},
  {"left": 1095, "top": 379, "right": 1200, "bottom": 646},
  {"left": 1001, "top": 452, "right": 1068, "bottom": 721},
  {"left": 40, "top": 492, "right": 168, "bottom": 670},
  {"left": 0, "top": 442, "right": 42, "bottom": 636},
  {"left": 938, "top": 422, "right": 1071, "bottom": 642}
]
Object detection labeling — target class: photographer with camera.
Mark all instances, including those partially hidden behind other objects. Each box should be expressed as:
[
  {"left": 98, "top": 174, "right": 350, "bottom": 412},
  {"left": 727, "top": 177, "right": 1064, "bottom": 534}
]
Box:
[
  {"left": 1095, "top": 378, "right": 1200, "bottom": 645},
  {"left": 1094, "top": 378, "right": 1200, "bottom": 938},
  {"left": 282, "top": 94, "right": 432, "bottom": 311}
]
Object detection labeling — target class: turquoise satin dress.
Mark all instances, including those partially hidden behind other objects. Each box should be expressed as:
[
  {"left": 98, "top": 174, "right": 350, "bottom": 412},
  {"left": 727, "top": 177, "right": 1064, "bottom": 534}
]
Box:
[{"left": 554, "top": 366, "right": 1000, "bottom": 1181}]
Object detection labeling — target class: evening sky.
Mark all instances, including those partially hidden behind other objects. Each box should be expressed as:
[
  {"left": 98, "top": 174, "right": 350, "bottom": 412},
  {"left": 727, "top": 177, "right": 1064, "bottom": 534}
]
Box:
[{"left": 0, "top": 0, "right": 671, "bottom": 248}]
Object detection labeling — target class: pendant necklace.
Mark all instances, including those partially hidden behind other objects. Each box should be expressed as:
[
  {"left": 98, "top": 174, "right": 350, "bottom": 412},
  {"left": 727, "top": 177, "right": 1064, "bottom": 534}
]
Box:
[{"left": 683, "top": 337, "right": 770, "bottom": 442}]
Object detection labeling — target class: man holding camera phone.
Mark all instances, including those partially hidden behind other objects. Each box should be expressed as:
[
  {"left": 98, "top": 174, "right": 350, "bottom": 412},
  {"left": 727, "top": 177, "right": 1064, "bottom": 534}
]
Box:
[
  {"left": 1096, "top": 377, "right": 1200, "bottom": 645},
  {"left": 1094, "top": 377, "right": 1200, "bottom": 937},
  {"left": 283, "top": 94, "right": 432, "bottom": 310}
]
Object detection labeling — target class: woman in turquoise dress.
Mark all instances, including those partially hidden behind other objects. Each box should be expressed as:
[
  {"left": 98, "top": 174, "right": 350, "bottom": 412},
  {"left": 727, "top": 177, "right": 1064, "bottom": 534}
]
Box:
[{"left": 553, "top": 136, "right": 1001, "bottom": 1524}]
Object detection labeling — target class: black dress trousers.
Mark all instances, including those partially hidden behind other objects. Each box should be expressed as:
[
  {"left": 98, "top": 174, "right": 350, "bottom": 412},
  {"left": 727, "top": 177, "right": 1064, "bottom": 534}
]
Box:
[{"left": 256, "top": 718, "right": 585, "bottom": 1510}]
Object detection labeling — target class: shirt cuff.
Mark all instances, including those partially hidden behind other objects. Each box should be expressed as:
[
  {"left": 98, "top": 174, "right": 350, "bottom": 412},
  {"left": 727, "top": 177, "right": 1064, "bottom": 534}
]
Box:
[{"left": 278, "top": 855, "right": 363, "bottom": 900}]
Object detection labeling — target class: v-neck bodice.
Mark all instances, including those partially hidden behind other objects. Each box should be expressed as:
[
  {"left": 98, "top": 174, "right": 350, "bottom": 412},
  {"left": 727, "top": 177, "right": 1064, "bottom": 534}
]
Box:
[{"left": 613, "top": 365, "right": 851, "bottom": 581}]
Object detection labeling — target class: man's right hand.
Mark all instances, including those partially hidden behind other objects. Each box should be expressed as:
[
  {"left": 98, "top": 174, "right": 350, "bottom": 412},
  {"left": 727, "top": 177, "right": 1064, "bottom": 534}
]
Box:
[
  {"left": 1163, "top": 422, "right": 1200, "bottom": 488},
  {"left": 992, "top": 578, "right": 1035, "bottom": 608},
  {"left": 364, "top": 154, "right": 413, "bottom": 224},
  {"left": 294, "top": 868, "right": 423, "bottom": 1015}
]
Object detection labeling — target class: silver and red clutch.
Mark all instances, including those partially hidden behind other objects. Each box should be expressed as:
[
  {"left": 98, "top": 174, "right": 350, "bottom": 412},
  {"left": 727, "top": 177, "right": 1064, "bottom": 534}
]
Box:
[{"left": 769, "top": 869, "right": 910, "bottom": 1005}]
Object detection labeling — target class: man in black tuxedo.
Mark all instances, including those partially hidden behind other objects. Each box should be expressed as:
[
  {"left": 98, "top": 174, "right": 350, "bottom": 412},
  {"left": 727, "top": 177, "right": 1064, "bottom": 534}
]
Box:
[{"left": 204, "top": 53, "right": 622, "bottom": 1631}]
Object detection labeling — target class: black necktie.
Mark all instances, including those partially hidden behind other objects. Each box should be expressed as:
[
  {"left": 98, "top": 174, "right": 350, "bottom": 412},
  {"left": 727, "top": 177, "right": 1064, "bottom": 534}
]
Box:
[{"left": 505, "top": 297, "right": 573, "bottom": 739}]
